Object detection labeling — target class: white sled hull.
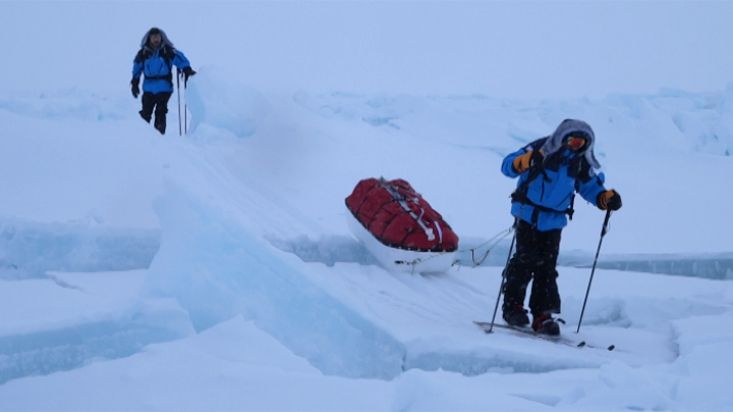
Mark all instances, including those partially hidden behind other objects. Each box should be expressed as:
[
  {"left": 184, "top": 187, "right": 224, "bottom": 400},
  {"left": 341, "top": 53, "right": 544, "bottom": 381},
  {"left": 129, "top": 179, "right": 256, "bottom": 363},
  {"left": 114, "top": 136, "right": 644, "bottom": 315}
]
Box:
[{"left": 346, "top": 213, "right": 456, "bottom": 274}]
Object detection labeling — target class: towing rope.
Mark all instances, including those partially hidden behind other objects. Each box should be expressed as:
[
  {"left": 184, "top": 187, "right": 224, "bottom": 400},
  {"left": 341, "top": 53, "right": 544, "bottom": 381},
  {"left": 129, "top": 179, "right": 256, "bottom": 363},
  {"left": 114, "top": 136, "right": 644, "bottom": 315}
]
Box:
[
  {"left": 464, "top": 226, "right": 515, "bottom": 267},
  {"left": 394, "top": 225, "right": 515, "bottom": 273}
]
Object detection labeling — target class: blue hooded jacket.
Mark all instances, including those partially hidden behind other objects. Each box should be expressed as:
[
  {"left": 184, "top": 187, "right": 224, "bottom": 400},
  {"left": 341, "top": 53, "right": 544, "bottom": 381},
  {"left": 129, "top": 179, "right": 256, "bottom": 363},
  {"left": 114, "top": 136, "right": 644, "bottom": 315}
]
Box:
[
  {"left": 501, "top": 119, "right": 607, "bottom": 231},
  {"left": 131, "top": 28, "right": 191, "bottom": 94}
]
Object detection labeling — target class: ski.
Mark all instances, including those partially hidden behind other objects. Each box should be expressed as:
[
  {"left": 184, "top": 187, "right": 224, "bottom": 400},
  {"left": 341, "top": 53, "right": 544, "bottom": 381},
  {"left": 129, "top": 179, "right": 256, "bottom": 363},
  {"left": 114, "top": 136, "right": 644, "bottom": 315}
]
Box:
[{"left": 473, "top": 321, "right": 615, "bottom": 351}]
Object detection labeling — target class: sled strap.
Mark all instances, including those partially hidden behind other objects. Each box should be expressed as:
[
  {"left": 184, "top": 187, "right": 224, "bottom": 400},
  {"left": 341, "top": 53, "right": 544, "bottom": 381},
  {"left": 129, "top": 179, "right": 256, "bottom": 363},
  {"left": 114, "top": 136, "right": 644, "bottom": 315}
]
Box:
[
  {"left": 381, "top": 179, "right": 436, "bottom": 242},
  {"left": 434, "top": 220, "right": 444, "bottom": 244}
]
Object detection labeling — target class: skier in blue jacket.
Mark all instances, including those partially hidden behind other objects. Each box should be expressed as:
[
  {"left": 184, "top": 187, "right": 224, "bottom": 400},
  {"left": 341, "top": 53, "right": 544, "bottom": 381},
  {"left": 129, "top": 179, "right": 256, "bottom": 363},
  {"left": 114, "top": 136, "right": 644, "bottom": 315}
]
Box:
[
  {"left": 131, "top": 27, "right": 196, "bottom": 134},
  {"left": 501, "top": 119, "right": 622, "bottom": 335}
]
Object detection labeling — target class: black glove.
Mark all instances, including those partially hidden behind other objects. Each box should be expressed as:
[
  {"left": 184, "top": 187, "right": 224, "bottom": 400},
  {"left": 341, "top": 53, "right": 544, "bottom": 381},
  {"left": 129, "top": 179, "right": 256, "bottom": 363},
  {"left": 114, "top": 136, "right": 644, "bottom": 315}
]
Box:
[
  {"left": 182, "top": 67, "right": 196, "bottom": 84},
  {"left": 597, "top": 190, "right": 622, "bottom": 211},
  {"left": 131, "top": 78, "right": 140, "bottom": 99}
]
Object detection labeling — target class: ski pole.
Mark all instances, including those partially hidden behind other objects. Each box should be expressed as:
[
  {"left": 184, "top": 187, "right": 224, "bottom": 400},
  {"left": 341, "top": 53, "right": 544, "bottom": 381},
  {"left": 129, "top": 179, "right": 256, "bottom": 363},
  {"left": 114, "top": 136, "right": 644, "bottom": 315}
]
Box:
[
  {"left": 487, "top": 220, "right": 517, "bottom": 333},
  {"left": 576, "top": 210, "right": 612, "bottom": 333},
  {"left": 184, "top": 76, "right": 188, "bottom": 135},
  {"left": 176, "top": 69, "right": 182, "bottom": 136}
]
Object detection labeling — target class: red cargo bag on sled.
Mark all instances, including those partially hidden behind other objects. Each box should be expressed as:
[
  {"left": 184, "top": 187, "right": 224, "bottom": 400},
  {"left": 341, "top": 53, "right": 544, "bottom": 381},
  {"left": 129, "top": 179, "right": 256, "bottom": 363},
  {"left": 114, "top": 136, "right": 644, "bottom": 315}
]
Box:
[{"left": 345, "top": 177, "right": 459, "bottom": 273}]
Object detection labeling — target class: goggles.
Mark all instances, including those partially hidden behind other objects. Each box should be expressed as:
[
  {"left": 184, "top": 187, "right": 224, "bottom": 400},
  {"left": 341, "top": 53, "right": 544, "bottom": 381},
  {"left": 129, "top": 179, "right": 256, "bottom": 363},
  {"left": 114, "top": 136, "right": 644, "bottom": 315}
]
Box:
[{"left": 565, "top": 135, "right": 587, "bottom": 151}]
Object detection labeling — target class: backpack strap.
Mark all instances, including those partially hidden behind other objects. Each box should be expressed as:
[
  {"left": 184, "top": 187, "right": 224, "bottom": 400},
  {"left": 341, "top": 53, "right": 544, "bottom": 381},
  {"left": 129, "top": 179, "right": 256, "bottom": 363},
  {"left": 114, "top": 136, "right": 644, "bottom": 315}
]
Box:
[
  {"left": 161, "top": 46, "right": 176, "bottom": 69},
  {"left": 511, "top": 137, "right": 550, "bottom": 201},
  {"left": 134, "top": 48, "right": 147, "bottom": 64}
]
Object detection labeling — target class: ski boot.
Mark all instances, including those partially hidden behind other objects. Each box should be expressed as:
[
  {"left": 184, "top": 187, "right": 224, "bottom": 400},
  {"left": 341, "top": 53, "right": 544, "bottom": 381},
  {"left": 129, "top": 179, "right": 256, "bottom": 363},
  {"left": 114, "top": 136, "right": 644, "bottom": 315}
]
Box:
[
  {"left": 502, "top": 305, "right": 530, "bottom": 327},
  {"left": 154, "top": 116, "right": 166, "bottom": 135},
  {"left": 532, "top": 313, "right": 561, "bottom": 336},
  {"left": 139, "top": 110, "right": 151, "bottom": 123}
]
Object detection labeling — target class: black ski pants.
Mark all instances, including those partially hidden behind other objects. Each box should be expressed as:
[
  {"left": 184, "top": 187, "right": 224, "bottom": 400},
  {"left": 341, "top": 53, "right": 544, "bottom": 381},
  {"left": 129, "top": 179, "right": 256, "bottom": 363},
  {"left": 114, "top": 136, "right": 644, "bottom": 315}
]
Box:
[
  {"left": 140, "top": 91, "right": 172, "bottom": 133},
  {"left": 502, "top": 219, "right": 562, "bottom": 317}
]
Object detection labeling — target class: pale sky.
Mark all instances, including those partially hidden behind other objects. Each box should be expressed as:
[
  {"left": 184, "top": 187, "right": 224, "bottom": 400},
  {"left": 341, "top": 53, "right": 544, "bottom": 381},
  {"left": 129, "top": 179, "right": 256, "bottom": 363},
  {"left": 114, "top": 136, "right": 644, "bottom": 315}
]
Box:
[{"left": 1, "top": 1, "right": 732, "bottom": 98}]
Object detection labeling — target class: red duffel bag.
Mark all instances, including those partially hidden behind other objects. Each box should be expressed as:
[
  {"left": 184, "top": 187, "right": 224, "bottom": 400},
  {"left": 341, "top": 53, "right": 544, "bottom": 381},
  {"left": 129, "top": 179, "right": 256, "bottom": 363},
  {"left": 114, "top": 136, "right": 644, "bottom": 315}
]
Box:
[{"left": 345, "top": 177, "right": 459, "bottom": 252}]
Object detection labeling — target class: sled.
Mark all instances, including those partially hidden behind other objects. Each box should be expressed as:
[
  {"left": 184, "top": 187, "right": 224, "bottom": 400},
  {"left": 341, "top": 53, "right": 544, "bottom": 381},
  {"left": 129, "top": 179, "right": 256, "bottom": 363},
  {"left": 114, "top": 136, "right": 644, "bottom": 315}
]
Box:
[{"left": 345, "top": 177, "right": 459, "bottom": 274}]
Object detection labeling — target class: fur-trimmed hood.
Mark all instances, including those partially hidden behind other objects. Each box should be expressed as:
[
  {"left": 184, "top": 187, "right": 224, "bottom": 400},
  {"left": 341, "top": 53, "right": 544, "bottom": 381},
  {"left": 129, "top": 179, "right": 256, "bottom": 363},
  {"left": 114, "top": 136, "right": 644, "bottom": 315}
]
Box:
[
  {"left": 540, "top": 119, "right": 601, "bottom": 169},
  {"left": 139, "top": 27, "right": 175, "bottom": 50}
]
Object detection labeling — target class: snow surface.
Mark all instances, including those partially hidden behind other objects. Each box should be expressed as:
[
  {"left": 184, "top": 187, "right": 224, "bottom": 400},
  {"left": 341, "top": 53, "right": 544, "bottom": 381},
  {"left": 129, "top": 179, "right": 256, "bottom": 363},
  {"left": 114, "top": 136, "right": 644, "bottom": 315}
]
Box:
[{"left": 1, "top": 1, "right": 733, "bottom": 411}]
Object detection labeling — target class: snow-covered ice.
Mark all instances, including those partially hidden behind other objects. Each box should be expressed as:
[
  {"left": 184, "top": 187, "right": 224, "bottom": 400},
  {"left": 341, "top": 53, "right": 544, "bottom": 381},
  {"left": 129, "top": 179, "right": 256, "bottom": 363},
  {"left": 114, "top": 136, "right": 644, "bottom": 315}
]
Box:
[{"left": 1, "top": 1, "right": 733, "bottom": 411}]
